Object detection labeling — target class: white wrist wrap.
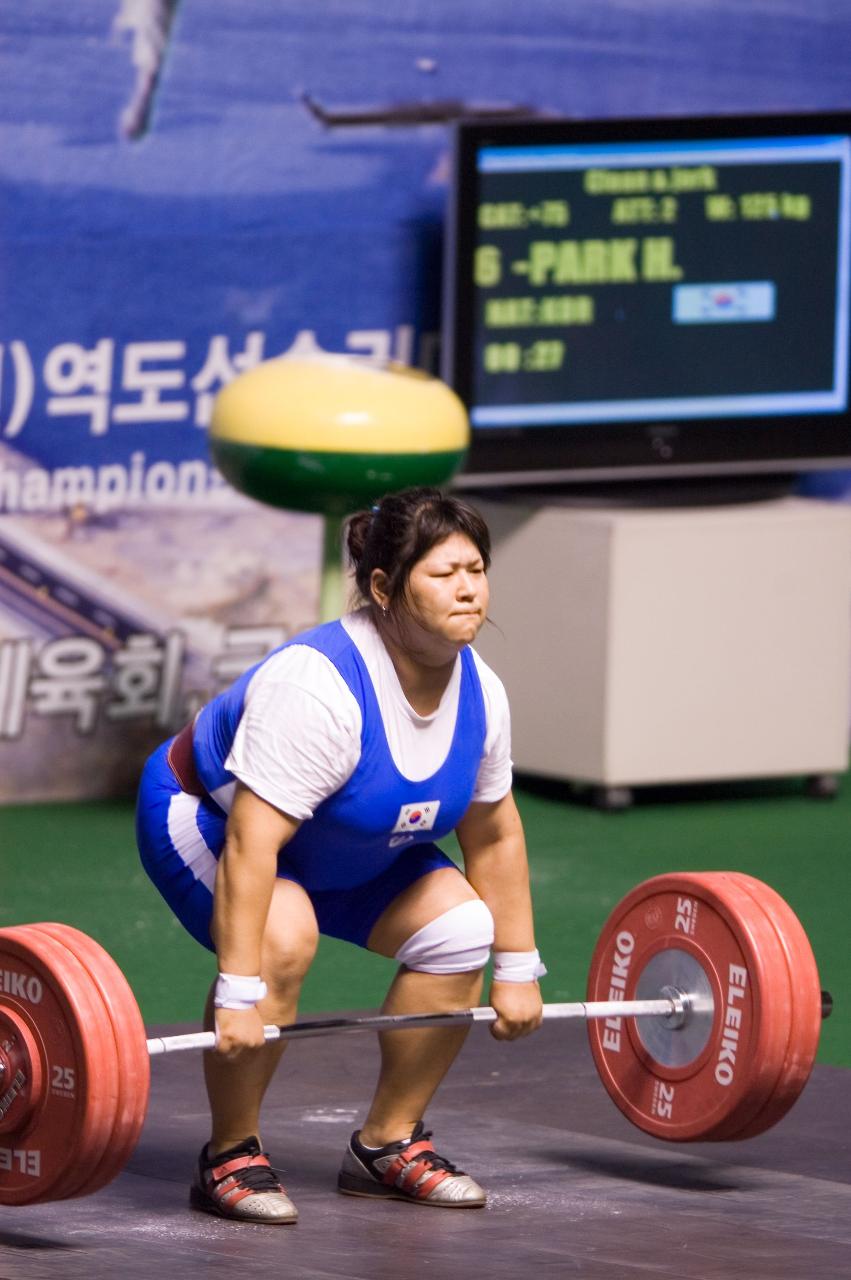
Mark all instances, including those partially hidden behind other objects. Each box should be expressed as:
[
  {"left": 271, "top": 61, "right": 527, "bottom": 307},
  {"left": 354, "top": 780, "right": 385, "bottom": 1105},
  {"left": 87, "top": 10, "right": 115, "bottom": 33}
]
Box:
[
  {"left": 492, "top": 950, "right": 547, "bottom": 983},
  {"left": 214, "top": 973, "right": 268, "bottom": 1010}
]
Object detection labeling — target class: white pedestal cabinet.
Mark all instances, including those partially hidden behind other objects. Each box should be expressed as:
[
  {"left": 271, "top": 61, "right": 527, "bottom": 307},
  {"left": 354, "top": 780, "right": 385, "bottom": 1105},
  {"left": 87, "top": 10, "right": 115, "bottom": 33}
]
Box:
[{"left": 473, "top": 497, "right": 851, "bottom": 806}]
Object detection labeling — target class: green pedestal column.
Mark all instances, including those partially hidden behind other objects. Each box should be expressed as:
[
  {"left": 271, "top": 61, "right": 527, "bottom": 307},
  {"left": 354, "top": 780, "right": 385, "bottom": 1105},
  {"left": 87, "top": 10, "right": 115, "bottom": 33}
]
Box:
[{"left": 319, "top": 513, "right": 347, "bottom": 623}]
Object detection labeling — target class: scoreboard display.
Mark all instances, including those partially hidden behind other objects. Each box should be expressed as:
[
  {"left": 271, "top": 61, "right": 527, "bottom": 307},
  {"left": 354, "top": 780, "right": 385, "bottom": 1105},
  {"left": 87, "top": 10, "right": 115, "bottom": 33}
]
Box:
[{"left": 443, "top": 114, "right": 851, "bottom": 488}]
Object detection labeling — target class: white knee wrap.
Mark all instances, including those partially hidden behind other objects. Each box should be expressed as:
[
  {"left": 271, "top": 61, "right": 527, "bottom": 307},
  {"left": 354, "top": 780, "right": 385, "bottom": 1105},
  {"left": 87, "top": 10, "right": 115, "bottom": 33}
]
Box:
[{"left": 394, "top": 899, "right": 495, "bottom": 975}]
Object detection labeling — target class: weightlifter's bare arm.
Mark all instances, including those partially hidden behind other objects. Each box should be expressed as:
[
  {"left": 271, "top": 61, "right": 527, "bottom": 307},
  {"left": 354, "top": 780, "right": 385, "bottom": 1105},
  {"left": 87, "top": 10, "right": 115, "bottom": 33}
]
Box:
[{"left": 212, "top": 783, "right": 301, "bottom": 1056}]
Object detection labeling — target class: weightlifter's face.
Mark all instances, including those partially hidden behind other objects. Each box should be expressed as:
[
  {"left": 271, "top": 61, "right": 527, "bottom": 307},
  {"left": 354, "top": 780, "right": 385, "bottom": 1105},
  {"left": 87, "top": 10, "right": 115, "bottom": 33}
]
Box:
[{"left": 404, "top": 533, "right": 489, "bottom": 651}]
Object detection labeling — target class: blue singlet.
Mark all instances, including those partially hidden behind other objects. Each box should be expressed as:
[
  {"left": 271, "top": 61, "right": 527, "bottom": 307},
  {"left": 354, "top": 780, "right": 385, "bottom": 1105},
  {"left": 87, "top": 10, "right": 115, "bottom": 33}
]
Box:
[{"left": 136, "top": 620, "right": 488, "bottom": 950}]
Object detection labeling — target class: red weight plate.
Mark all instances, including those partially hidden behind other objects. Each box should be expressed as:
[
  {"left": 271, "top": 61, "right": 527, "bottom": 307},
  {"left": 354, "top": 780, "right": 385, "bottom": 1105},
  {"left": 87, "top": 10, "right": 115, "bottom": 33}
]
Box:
[
  {"left": 681, "top": 873, "right": 793, "bottom": 1142},
  {"left": 32, "top": 925, "right": 150, "bottom": 1199},
  {"left": 0, "top": 925, "right": 121, "bottom": 1205},
  {"left": 641, "top": 872, "right": 794, "bottom": 1142},
  {"left": 586, "top": 872, "right": 793, "bottom": 1142},
  {"left": 719, "top": 874, "right": 821, "bottom": 1140}
]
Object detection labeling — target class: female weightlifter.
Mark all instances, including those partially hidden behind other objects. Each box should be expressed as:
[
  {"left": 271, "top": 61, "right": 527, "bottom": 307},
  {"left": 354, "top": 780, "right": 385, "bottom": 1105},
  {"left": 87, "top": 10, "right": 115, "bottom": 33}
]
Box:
[{"left": 135, "top": 486, "right": 545, "bottom": 1222}]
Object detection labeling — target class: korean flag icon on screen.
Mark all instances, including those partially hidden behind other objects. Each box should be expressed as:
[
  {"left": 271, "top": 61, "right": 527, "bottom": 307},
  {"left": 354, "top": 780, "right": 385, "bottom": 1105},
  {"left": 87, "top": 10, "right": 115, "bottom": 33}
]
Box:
[{"left": 392, "top": 801, "right": 440, "bottom": 834}]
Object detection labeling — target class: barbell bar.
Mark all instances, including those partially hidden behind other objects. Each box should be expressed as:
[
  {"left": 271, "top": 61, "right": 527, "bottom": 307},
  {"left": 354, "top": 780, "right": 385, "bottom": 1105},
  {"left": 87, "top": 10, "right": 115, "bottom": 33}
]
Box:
[
  {"left": 147, "top": 986, "right": 831, "bottom": 1056},
  {"left": 145, "top": 994, "right": 692, "bottom": 1057},
  {"left": 0, "top": 870, "right": 832, "bottom": 1207}
]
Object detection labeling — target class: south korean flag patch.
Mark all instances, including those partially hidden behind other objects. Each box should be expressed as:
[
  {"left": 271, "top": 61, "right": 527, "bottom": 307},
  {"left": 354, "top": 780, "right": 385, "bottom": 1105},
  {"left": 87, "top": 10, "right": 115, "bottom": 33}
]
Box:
[{"left": 388, "top": 801, "right": 440, "bottom": 847}]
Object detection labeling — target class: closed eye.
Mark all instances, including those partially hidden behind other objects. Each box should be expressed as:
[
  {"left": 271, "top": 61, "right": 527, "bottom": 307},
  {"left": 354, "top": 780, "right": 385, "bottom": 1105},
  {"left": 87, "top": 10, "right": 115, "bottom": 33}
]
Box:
[
  {"left": 427, "top": 555, "right": 485, "bottom": 574},
  {"left": 431, "top": 566, "right": 484, "bottom": 577}
]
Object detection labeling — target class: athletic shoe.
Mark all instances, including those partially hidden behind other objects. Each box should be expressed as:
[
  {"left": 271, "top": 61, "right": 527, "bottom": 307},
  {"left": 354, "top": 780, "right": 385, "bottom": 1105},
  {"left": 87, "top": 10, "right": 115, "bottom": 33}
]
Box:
[
  {"left": 190, "top": 1135, "right": 298, "bottom": 1223},
  {"left": 338, "top": 1120, "right": 486, "bottom": 1208}
]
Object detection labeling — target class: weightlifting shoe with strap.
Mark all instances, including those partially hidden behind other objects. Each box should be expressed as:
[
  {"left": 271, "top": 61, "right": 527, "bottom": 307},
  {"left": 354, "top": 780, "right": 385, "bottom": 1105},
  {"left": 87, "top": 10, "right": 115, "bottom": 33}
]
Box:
[
  {"left": 338, "top": 1121, "right": 486, "bottom": 1208},
  {"left": 190, "top": 1135, "right": 298, "bottom": 1223}
]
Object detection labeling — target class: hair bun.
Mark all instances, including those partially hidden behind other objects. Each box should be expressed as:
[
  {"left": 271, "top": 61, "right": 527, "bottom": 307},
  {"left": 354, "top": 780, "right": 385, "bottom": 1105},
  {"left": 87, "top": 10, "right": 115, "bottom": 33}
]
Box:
[{"left": 345, "top": 509, "right": 373, "bottom": 568}]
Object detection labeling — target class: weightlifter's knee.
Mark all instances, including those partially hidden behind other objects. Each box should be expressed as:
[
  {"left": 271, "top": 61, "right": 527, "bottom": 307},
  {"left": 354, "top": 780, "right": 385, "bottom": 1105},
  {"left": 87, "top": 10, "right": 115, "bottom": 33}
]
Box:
[
  {"left": 393, "top": 898, "right": 494, "bottom": 975},
  {"left": 260, "top": 883, "right": 319, "bottom": 1010}
]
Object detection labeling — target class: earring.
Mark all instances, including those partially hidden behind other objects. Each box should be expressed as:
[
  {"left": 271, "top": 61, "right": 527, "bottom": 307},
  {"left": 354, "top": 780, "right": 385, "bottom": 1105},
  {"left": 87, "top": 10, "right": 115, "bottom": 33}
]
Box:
[{"left": 381, "top": 605, "right": 388, "bottom": 619}]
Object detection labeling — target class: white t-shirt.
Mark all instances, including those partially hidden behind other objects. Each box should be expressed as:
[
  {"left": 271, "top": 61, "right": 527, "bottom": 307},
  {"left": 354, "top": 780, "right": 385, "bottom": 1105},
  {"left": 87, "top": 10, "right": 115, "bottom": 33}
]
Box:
[{"left": 225, "top": 609, "right": 513, "bottom": 821}]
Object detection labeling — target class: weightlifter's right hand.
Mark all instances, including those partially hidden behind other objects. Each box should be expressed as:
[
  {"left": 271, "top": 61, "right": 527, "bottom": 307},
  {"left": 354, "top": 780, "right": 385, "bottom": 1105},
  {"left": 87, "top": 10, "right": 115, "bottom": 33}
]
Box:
[{"left": 214, "top": 1005, "right": 268, "bottom": 1058}]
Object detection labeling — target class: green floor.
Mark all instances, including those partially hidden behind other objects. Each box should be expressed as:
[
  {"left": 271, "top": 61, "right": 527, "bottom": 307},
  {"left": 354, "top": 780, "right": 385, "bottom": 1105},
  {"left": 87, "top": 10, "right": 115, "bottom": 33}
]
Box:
[{"left": 1, "top": 773, "right": 847, "bottom": 1066}]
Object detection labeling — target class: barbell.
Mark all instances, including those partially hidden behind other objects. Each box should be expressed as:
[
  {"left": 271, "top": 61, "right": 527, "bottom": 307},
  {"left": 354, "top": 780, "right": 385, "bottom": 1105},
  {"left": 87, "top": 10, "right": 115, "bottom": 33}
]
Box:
[{"left": 0, "top": 870, "right": 831, "bottom": 1207}]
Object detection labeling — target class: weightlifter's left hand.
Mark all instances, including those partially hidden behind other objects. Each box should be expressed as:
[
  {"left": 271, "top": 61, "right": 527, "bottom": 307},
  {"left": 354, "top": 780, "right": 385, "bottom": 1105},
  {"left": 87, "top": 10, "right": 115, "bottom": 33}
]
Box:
[{"left": 488, "top": 979, "right": 544, "bottom": 1041}]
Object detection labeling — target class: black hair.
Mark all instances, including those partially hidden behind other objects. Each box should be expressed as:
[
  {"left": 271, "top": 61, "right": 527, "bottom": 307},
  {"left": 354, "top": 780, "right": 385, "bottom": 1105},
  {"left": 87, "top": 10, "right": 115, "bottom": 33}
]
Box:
[{"left": 345, "top": 486, "right": 491, "bottom": 614}]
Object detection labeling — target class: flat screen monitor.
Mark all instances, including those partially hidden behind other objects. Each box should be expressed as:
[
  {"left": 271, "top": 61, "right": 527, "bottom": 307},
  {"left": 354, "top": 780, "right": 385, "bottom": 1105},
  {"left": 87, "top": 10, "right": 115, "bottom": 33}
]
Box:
[{"left": 442, "top": 111, "right": 851, "bottom": 498}]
